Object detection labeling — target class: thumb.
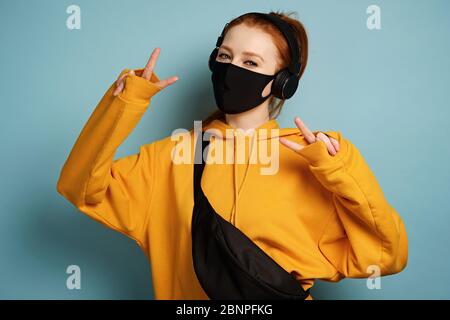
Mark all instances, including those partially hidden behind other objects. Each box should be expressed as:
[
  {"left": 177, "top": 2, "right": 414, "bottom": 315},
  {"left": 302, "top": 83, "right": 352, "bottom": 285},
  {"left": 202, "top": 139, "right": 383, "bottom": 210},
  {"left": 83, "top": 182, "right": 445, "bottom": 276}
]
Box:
[{"left": 156, "top": 76, "right": 179, "bottom": 90}]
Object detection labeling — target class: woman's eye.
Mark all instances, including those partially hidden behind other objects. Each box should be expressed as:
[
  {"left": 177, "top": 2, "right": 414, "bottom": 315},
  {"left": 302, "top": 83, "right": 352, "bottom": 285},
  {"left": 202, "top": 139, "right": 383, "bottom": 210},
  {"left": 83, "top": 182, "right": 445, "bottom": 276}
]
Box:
[
  {"left": 217, "top": 54, "right": 258, "bottom": 67},
  {"left": 218, "top": 53, "right": 230, "bottom": 60}
]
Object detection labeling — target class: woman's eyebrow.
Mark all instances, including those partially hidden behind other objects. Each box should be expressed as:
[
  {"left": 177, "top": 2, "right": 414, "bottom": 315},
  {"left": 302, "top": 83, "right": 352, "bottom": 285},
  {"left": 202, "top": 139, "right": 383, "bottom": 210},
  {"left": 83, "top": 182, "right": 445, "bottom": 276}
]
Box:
[{"left": 220, "top": 45, "right": 265, "bottom": 62}]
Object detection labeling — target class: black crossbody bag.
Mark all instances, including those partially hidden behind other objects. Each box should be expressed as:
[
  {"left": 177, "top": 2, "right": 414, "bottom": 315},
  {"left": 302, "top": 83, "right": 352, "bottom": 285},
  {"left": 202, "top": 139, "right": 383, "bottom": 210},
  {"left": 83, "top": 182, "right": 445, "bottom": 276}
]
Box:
[{"left": 191, "top": 134, "right": 311, "bottom": 300}]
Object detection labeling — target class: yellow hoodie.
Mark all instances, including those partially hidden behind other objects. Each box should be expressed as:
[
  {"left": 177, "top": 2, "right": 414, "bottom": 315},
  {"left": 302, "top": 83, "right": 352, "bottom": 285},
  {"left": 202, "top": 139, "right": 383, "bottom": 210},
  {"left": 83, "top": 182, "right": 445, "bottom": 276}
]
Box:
[{"left": 56, "top": 68, "right": 408, "bottom": 300}]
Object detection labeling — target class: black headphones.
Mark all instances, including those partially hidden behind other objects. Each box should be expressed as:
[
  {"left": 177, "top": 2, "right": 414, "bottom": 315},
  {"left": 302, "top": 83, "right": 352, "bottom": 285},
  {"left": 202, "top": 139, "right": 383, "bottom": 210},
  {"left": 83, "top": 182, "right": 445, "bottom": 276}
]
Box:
[{"left": 209, "top": 12, "right": 302, "bottom": 100}]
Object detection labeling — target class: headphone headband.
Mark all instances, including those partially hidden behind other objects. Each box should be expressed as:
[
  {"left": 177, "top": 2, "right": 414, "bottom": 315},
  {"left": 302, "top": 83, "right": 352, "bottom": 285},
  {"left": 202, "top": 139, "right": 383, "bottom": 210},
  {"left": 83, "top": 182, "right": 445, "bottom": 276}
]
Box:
[{"left": 215, "top": 12, "right": 301, "bottom": 76}]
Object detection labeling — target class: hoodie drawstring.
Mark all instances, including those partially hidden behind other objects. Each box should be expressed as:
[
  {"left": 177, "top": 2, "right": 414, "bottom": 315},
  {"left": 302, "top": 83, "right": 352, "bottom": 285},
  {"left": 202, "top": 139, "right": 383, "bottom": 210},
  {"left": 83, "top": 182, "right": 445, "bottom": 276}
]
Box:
[{"left": 230, "top": 131, "right": 257, "bottom": 225}]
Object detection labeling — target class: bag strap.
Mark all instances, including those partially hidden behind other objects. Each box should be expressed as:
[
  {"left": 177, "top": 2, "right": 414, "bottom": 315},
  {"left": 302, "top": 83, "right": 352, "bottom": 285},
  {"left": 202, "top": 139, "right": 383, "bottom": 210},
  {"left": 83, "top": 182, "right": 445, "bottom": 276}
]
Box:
[{"left": 193, "top": 132, "right": 211, "bottom": 202}]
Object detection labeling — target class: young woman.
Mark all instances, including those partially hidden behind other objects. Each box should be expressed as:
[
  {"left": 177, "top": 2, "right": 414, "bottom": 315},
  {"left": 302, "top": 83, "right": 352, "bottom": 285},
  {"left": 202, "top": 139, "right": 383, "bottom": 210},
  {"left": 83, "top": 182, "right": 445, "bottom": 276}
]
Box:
[{"left": 57, "top": 11, "right": 408, "bottom": 300}]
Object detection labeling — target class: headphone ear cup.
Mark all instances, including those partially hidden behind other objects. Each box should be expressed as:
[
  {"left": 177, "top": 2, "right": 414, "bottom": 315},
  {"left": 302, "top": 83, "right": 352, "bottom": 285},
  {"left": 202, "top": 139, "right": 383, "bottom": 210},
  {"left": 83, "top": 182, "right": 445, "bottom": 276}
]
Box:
[
  {"left": 209, "top": 48, "right": 218, "bottom": 72},
  {"left": 271, "top": 69, "right": 290, "bottom": 99},
  {"left": 282, "top": 75, "right": 300, "bottom": 99},
  {"left": 271, "top": 69, "right": 300, "bottom": 99}
]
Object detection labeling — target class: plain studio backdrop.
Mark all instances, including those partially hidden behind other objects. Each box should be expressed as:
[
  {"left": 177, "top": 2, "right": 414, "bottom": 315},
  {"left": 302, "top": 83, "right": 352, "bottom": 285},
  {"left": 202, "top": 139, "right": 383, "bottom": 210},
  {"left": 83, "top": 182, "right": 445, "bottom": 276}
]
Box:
[{"left": 0, "top": 0, "right": 448, "bottom": 299}]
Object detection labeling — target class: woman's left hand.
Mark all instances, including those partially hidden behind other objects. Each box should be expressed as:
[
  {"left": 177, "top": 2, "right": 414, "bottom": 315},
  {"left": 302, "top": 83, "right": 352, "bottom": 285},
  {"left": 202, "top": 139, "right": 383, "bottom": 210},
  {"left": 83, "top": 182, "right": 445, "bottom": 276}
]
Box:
[{"left": 279, "top": 116, "right": 340, "bottom": 156}]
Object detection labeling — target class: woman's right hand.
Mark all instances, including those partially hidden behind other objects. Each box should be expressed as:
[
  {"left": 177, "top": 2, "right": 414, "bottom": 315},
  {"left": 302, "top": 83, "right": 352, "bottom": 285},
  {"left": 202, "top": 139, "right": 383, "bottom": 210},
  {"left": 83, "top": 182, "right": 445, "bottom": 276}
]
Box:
[{"left": 113, "top": 47, "right": 179, "bottom": 96}]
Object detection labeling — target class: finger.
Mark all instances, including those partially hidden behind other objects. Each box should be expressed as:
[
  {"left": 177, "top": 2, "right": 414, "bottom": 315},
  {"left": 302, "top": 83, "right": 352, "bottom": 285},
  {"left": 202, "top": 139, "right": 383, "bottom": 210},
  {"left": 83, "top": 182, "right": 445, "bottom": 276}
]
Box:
[
  {"left": 316, "top": 132, "right": 337, "bottom": 155},
  {"left": 279, "top": 137, "right": 304, "bottom": 153},
  {"left": 115, "top": 72, "right": 129, "bottom": 87},
  {"left": 113, "top": 81, "right": 124, "bottom": 96},
  {"left": 142, "top": 47, "right": 160, "bottom": 80},
  {"left": 115, "top": 69, "right": 129, "bottom": 82},
  {"left": 294, "top": 116, "right": 316, "bottom": 144},
  {"left": 330, "top": 137, "right": 340, "bottom": 152},
  {"left": 155, "top": 76, "right": 179, "bottom": 89},
  {"left": 316, "top": 133, "right": 336, "bottom": 154},
  {"left": 113, "top": 71, "right": 131, "bottom": 95},
  {"left": 114, "top": 70, "right": 135, "bottom": 95}
]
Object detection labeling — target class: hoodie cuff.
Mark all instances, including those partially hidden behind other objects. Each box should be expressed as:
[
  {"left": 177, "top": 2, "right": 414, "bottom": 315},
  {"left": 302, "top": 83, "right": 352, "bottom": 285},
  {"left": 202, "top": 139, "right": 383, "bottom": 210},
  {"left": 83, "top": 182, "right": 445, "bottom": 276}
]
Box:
[
  {"left": 295, "top": 133, "right": 348, "bottom": 167},
  {"left": 117, "top": 68, "right": 162, "bottom": 106}
]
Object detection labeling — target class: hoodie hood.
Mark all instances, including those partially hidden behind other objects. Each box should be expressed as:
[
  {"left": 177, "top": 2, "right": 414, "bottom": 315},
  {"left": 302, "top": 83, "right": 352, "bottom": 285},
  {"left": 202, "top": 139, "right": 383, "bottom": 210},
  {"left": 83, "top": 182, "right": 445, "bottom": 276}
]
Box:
[{"left": 200, "top": 118, "right": 301, "bottom": 225}]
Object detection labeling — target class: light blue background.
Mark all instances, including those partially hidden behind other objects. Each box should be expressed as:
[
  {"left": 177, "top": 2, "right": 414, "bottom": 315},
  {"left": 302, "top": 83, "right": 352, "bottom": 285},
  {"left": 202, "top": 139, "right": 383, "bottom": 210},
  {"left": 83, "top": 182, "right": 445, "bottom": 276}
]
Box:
[{"left": 0, "top": 0, "right": 449, "bottom": 299}]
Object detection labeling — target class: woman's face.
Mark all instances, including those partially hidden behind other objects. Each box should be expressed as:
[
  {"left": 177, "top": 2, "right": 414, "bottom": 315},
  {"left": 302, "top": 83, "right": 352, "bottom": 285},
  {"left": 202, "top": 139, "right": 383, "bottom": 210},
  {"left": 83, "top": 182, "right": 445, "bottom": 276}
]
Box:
[{"left": 216, "top": 23, "right": 281, "bottom": 97}]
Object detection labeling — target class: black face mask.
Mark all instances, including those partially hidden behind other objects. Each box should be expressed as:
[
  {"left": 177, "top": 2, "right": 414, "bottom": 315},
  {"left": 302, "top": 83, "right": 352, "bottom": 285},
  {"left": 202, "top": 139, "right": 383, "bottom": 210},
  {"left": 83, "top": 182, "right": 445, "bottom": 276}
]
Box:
[{"left": 211, "top": 60, "right": 276, "bottom": 114}]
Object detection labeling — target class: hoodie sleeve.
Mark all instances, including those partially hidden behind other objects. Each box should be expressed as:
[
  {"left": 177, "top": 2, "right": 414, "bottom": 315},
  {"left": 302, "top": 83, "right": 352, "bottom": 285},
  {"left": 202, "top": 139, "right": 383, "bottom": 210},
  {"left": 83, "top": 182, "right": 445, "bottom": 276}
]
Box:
[
  {"left": 56, "top": 68, "right": 161, "bottom": 248},
  {"left": 295, "top": 131, "right": 408, "bottom": 280}
]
